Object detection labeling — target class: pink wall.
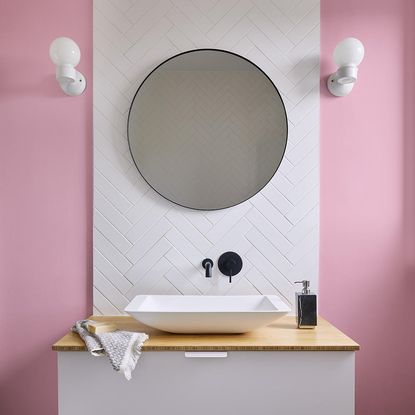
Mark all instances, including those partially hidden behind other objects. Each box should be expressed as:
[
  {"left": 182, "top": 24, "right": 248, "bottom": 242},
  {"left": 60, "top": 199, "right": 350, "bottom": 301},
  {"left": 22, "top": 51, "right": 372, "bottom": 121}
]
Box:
[
  {"left": 0, "top": 1, "right": 92, "bottom": 414},
  {"left": 1, "top": 1, "right": 415, "bottom": 414},
  {"left": 320, "top": 0, "right": 415, "bottom": 414}
]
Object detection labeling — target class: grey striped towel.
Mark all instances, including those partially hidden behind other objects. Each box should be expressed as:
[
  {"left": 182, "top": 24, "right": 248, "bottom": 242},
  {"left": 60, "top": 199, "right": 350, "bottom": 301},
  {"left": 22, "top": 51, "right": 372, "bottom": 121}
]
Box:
[{"left": 72, "top": 320, "right": 149, "bottom": 380}]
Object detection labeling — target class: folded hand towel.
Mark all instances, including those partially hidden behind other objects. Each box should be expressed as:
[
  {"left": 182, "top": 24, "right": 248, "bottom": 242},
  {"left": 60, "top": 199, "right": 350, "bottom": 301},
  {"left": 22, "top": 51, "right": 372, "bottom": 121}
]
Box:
[{"left": 73, "top": 320, "right": 149, "bottom": 380}]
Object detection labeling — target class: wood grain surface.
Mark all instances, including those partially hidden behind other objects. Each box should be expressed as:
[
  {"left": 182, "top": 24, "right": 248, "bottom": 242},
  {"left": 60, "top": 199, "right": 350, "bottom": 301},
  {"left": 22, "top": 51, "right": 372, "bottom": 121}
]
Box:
[{"left": 52, "top": 316, "right": 359, "bottom": 352}]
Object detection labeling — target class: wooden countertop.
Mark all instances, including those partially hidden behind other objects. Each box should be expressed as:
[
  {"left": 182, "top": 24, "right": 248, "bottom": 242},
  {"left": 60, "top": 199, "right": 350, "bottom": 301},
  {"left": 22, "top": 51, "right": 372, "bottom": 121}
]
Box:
[{"left": 52, "top": 316, "right": 359, "bottom": 352}]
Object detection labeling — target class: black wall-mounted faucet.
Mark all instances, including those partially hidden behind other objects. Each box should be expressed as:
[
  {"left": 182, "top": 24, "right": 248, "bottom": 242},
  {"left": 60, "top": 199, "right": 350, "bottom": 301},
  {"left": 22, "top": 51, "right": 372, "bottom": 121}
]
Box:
[
  {"left": 202, "top": 258, "right": 214, "bottom": 278},
  {"left": 218, "top": 252, "right": 243, "bottom": 283}
]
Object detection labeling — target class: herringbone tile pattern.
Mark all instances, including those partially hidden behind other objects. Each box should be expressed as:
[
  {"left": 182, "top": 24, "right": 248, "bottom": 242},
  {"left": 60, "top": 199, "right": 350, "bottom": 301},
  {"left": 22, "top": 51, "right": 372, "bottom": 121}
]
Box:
[{"left": 93, "top": 0, "right": 320, "bottom": 315}]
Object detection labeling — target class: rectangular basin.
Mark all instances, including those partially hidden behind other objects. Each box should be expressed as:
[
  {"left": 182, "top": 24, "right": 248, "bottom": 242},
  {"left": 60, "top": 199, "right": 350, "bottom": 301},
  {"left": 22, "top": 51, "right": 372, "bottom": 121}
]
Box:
[{"left": 125, "top": 295, "right": 291, "bottom": 334}]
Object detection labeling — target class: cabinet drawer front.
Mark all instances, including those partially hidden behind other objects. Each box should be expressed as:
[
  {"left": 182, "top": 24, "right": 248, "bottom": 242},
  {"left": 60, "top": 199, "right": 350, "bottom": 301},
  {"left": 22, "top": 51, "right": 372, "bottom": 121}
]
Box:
[{"left": 58, "top": 351, "right": 355, "bottom": 415}]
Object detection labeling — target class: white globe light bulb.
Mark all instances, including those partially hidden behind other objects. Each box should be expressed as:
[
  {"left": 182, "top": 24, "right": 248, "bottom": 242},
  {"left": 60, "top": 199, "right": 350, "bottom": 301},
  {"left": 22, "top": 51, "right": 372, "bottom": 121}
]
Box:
[
  {"left": 49, "top": 37, "right": 81, "bottom": 67},
  {"left": 333, "top": 37, "right": 365, "bottom": 67}
]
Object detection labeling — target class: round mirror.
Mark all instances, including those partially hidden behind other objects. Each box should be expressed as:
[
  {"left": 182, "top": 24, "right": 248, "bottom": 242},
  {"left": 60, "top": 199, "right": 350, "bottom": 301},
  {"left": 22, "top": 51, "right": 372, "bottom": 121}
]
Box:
[{"left": 128, "top": 49, "right": 288, "bottom": 210}]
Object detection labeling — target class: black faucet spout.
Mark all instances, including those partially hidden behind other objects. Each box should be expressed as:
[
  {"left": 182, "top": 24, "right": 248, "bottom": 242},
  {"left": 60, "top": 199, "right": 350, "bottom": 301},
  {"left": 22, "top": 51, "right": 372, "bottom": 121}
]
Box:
[{"left": 202, "top": 258, "right": 214, "bottom": 278}]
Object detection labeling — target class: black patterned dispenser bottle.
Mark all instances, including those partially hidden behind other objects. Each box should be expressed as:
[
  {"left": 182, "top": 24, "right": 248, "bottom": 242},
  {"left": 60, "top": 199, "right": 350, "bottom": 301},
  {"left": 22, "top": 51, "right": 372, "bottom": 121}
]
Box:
[{"left": 294, "top": 280, "right": 317, "bottom": 329}]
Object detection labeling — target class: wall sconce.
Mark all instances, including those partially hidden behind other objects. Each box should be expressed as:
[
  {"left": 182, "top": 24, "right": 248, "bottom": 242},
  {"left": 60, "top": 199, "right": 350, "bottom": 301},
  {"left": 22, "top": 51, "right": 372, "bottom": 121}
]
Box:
[
  {"left": 327, "top": 37, "right": 365, "bottom": 97},
  {"left": 49, "top": 37, "right": 86, "bottom": 96}
]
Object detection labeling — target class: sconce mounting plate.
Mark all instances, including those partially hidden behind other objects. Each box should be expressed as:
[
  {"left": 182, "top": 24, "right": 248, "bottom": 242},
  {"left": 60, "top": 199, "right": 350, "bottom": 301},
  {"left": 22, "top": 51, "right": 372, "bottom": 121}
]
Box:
[
  {"left": 327, "top": 74, "right": 354, "bottom": 97},
  {"left": 59, "top": 71, "right": 86, "bottom": 96}
]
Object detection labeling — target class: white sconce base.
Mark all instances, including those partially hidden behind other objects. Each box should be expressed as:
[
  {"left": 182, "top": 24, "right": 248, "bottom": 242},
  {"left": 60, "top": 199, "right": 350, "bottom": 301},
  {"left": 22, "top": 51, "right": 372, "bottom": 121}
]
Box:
[
  {"left": 327, "top": 74, "right": 354, "bottom": 97},
  {"left": 58, "top": 71, "right": 86, "bottom": 96}
]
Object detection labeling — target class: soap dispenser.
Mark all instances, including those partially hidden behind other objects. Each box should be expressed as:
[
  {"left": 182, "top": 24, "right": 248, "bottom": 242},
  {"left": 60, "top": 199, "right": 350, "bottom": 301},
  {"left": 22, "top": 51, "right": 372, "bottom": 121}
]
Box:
[{"left": 294, "top": 280, "right": 317, "bottom": 329}]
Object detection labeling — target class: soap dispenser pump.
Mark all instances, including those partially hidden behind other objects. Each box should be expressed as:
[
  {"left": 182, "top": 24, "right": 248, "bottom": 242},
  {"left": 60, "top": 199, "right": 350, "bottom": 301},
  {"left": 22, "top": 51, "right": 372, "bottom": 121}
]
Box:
[{"left": 294, "top": 280, "right": 317, "bottom": 329}]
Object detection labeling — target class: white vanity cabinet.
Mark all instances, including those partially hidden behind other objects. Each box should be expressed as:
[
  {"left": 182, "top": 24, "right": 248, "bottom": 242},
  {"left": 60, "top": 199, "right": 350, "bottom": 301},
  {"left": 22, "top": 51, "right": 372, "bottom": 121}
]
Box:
[
  {"left": 54, "top": 317, "right": 358, "bottom": 415},
  {"left": 58, "top": 350, "right": 355, "bottom": 415}
]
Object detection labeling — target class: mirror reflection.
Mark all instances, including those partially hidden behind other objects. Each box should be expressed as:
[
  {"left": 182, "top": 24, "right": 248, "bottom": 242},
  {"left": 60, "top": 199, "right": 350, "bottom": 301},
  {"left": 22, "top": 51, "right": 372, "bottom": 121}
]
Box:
[{"left": 128, "top": 49, "right": 288, "bottom": 210}]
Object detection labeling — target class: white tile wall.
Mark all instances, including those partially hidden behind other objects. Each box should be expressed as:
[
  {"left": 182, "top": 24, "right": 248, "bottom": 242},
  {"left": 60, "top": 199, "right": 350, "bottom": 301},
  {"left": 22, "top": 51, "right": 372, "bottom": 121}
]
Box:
[{"left": 93, "top": 0, "right": 320, "bottom": 313}]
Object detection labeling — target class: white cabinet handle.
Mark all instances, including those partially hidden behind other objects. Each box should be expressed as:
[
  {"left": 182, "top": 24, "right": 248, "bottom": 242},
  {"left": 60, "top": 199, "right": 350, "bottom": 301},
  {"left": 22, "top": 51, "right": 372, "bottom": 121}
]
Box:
[{"left": 184, "top": 352, "right": 228, "bottom": 358}]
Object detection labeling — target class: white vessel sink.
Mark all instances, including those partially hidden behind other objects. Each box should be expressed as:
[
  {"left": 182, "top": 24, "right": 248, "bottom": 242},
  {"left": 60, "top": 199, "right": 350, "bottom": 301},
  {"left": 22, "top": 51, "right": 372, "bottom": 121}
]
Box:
[{"left": 125, "top": 295, "right": 290, "bottom": 334}]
